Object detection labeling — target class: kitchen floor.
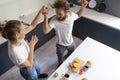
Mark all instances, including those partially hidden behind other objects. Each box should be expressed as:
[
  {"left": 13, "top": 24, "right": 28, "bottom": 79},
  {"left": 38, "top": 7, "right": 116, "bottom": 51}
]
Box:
[{"left": 0, "top": 36, "right": 83, "bottom": 80}]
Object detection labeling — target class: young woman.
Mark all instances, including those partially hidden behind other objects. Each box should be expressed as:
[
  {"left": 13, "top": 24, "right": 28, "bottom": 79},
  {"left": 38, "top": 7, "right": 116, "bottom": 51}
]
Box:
[{"left": 0, "top": 6, "right": 48, "bottom": 80}]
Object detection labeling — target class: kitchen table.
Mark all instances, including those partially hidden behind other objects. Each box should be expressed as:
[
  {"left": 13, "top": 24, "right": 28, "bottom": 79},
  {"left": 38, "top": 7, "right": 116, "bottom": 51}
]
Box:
[{"left": 48, "top": 37, "right": 120, "bottom": 80}]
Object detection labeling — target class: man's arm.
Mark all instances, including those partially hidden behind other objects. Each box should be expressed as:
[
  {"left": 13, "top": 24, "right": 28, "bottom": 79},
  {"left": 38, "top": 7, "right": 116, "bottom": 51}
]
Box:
[
  {"left": 42, "top": 6, "right": 52, "bottom": 34},
  {"left": 77, "top": 0, "right": 88, "bottom": 18}
]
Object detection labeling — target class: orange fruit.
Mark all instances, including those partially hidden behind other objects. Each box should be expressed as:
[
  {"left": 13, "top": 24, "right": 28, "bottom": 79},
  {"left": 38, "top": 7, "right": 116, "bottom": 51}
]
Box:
[
  {"left": 74, "top": 57, "right": 81, "bottom": 63},
  {"left": 72, "top": 62, "right": 79, "bottom": 68},
  {"left": 82, "top": 77, "right": 88, "bottom": 80},
  {"left": 79, "top": 69, "right": 84, "bottom": 75},
  {"left": 87, "top": 60, "right": 92, "bottom": 65}
]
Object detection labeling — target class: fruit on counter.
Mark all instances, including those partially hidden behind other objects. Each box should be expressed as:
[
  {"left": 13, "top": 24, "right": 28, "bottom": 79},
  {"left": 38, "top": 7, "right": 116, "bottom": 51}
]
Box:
[
  {"left": 72, "top": 57, "right": 81, "bottom": 68},
  {"left": 79, "top": 60, "right": 92, "bottom": 75},
  {"left": 79, "top": 69, "right": 84, "bottom": 75},
  {"left": 86, "top": 60, "right": 92, "bottom": 65},
  {"left": 70, "top": 57, "right": 82, "bottom": 73},
  {"left": 72, "top": 62, "right": 79, "bottom": 68},
  {"left": 54, "top": 72, "right": 59, "bottom": 77},
  {"left": 82, "top": 77, "right": 88, "bottom": 80},
  {"left": 74, "top": 57, "right": 81, "bottom": 63}
]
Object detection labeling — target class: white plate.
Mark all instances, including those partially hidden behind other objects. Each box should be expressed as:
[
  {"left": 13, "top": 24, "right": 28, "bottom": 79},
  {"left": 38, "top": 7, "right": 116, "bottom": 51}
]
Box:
[{"left": 88, "top": 0, "right": 97, "bottom": 8}]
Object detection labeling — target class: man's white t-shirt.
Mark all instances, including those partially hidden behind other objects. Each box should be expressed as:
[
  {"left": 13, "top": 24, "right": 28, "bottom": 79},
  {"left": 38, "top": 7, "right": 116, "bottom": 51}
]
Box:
[
  {"left": 49, "top": 11, "right": 78, "bottom": 46},
  {"left": 8, "top": 39, "right": 29, "bottom": 67}
]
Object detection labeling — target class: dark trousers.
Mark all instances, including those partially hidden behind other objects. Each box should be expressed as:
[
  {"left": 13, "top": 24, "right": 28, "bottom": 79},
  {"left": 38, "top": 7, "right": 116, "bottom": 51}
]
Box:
[{"left": 56, "top": 43, "right": 75, "bottom": 65}]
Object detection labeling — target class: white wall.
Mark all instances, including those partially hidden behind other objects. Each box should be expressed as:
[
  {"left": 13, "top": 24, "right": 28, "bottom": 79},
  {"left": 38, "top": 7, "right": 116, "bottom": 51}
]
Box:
[
  {"left": 0, "top": 0, "right": 55, "bottom": 21},
  {"left": 0, "top": 0, "right": 55, "bottom": 44},
  {"left": 96, "top": 0, "right": 120, "bottom": 18}
]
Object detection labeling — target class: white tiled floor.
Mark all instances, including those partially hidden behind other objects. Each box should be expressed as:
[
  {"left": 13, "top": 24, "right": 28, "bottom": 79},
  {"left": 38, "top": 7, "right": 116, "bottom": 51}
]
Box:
[{"left": 0, "top": 36, "right": 83, "bottom": 80}]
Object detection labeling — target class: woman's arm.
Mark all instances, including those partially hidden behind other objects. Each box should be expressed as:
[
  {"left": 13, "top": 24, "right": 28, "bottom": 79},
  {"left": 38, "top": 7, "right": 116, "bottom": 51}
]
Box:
[
  {"left": 20, "top": 35, "right": 38, "bottom": 68},
  {"left": 24, "top": 6, "right": 44, "bottom": 34}
]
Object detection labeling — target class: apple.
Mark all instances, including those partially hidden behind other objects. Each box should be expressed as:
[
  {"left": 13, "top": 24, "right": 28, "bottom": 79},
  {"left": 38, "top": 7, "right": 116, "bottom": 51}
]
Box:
[{"left": 54, "top": 72, "right": 59, "bottom": 77}]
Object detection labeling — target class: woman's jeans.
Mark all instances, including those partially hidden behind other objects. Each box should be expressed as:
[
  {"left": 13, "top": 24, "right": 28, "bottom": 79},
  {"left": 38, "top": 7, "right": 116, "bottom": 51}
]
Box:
[{"left": 20, "top": 60, "right": 40, "bottom": 80}]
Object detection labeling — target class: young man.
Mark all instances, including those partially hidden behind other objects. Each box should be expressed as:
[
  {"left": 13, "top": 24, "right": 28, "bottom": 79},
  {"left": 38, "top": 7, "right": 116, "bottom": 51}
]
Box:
[{"left": 42, "top": 0, "right": 88, "bottom": 66}]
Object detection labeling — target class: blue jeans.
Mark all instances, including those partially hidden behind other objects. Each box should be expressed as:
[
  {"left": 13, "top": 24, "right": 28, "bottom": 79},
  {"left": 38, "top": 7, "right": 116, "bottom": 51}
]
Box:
[{"left": 20, "top": 60, "right": 40, "bottom": 80}]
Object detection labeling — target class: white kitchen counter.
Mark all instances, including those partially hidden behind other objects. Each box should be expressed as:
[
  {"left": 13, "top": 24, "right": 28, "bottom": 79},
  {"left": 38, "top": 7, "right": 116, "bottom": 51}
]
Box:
[
  {"left": 0, "top": 4, "right": 120, "bottom": 45},
  {"left": 48, "top": 37, "right": 120, "bottom": 80}
]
